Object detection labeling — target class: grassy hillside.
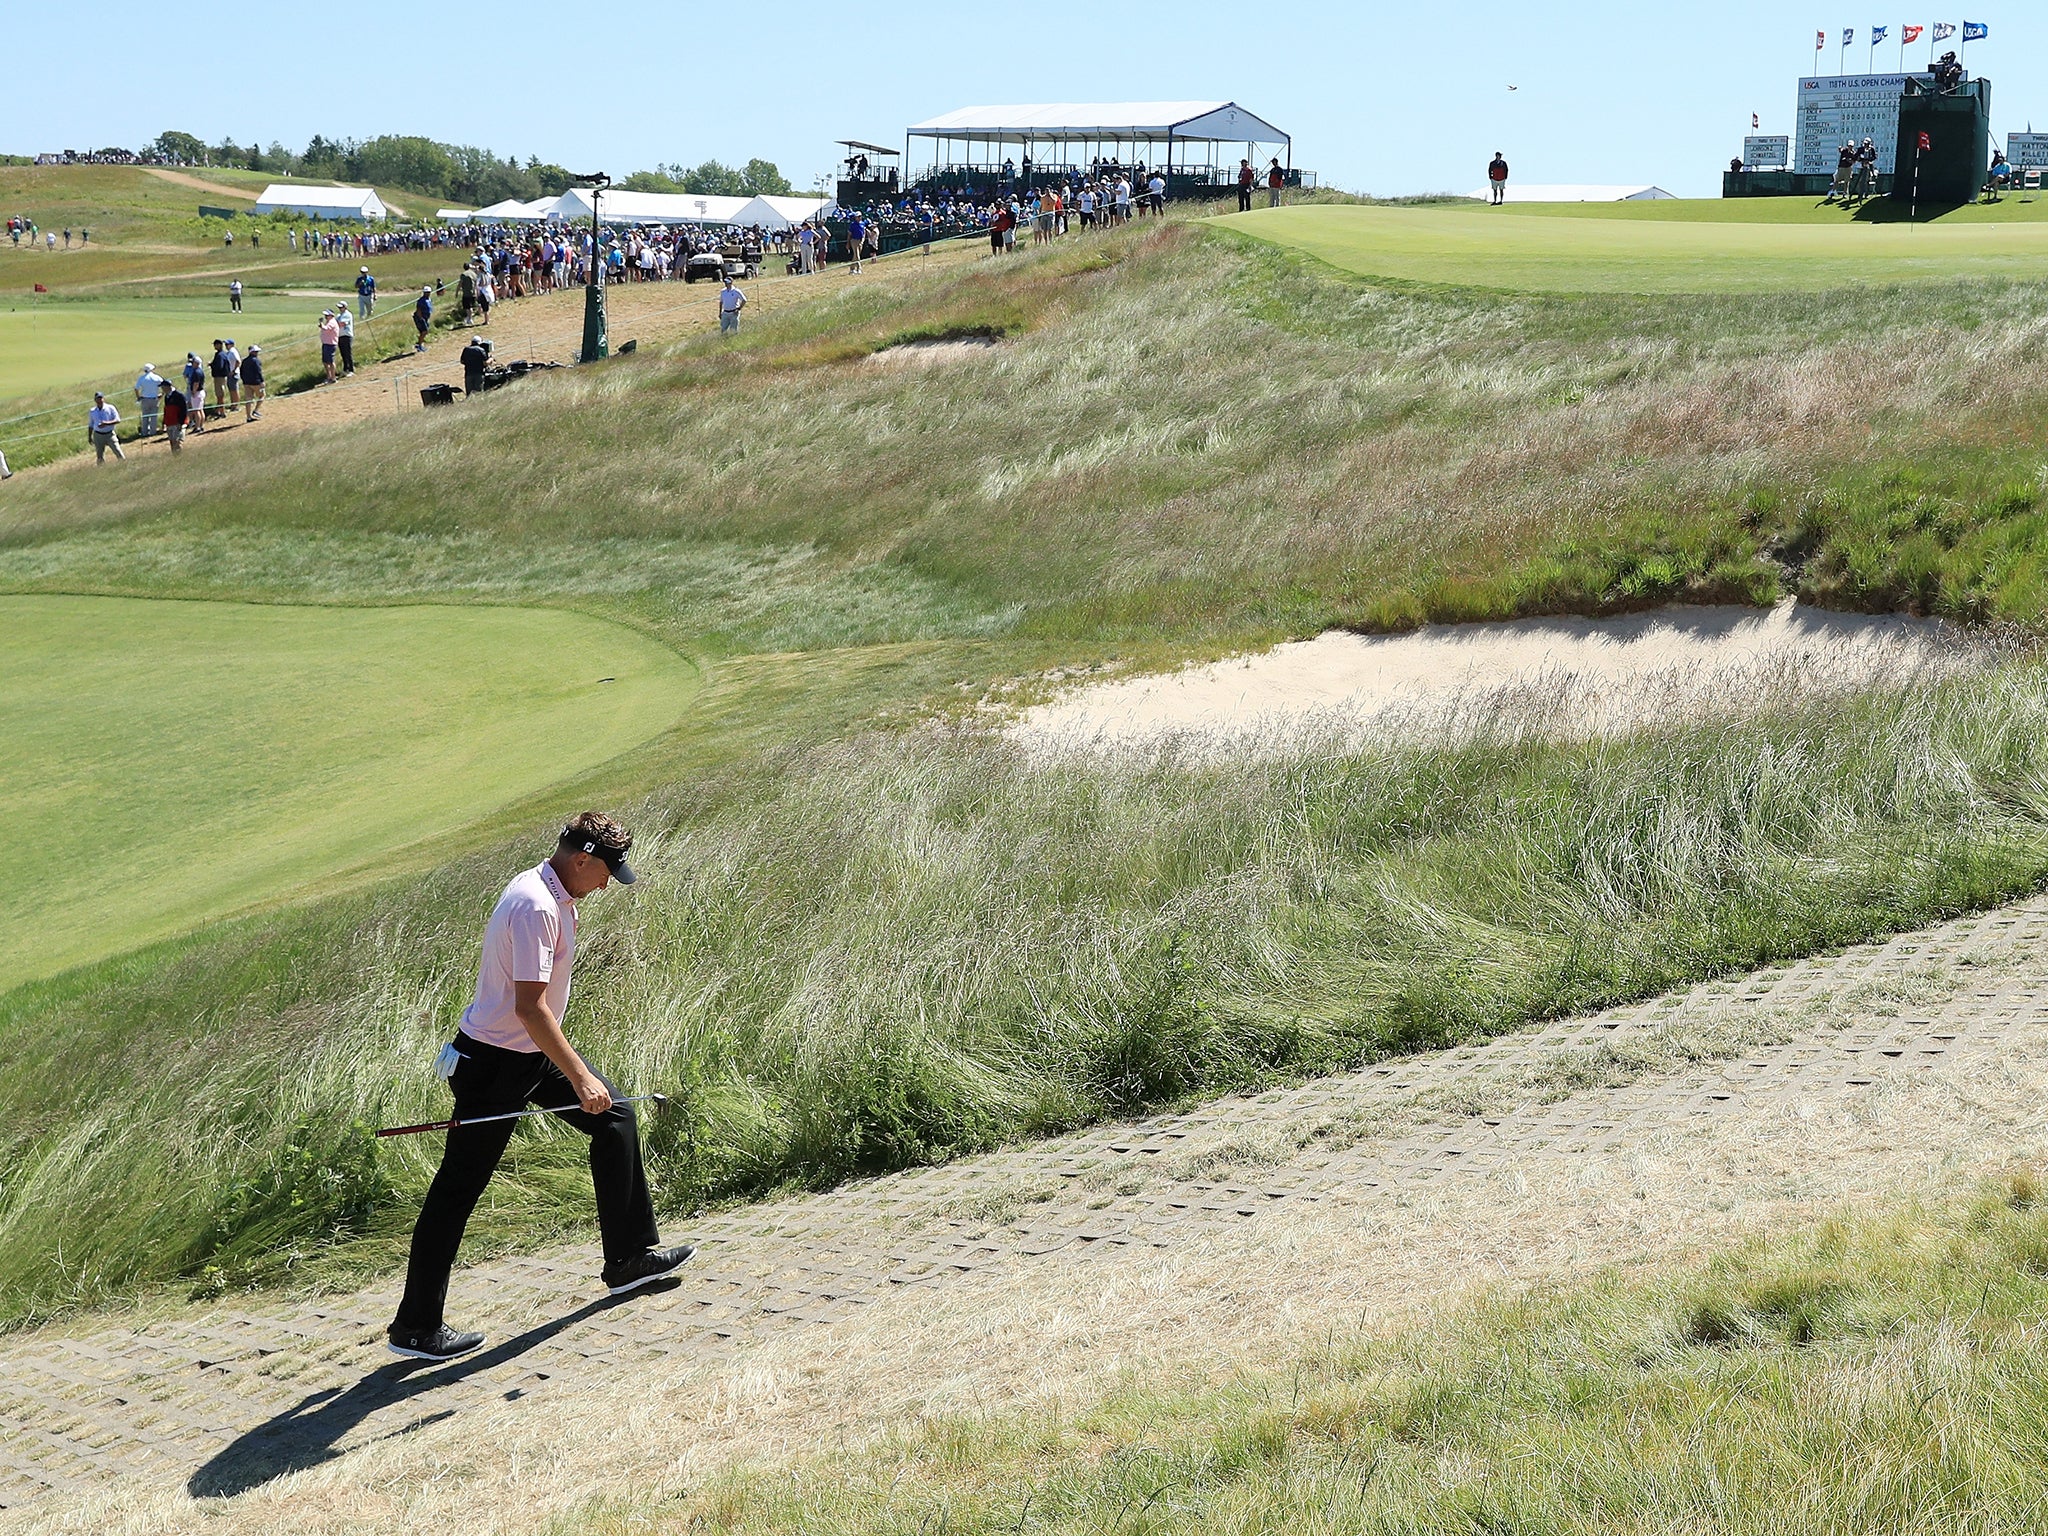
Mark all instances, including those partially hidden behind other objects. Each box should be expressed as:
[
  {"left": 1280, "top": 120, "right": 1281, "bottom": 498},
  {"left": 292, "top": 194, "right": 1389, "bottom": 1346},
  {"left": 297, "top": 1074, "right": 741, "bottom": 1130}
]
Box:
[{"left": 6, "top": 215, "right": 2048, "bottom": 1324}]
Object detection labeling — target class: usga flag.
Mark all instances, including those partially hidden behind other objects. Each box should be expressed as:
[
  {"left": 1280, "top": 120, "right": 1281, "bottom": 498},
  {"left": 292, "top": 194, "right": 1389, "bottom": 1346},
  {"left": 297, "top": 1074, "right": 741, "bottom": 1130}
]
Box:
[
  {"left": 1933, "top": 21, "right": 1956, "bottom": 40},
  {"left": 1962, "top": 20, "right": 1987, "bottom": 40},
  {"left": 1816, "top": 28, "right": 1827, "bottom": 49},
  {"left": 1843, "top": 26, "right": 1855, "bottom": 45},
  {"left": 1903, "top": 23, "right": 1924, "bottom": 42},
  {"left": 1871, "top": 25, "right": 1888, "bottom": 45}
]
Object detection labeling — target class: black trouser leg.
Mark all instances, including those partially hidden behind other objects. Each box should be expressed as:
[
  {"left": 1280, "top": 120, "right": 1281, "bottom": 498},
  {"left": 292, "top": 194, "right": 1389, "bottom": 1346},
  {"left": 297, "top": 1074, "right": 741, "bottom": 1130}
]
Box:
[
  {"left": 393, "top": 1115, "right": 519, "bottom": 1330},
  {"left": 526, "top": 1060, "right": 659, "bottom": 1265},
  {"left": 338, "top": 336, "right": 353, "bottom": 372}
]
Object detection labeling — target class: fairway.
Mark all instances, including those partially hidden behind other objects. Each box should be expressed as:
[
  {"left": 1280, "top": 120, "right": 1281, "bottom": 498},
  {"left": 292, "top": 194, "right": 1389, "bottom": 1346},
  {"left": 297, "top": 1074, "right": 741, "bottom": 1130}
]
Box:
[
  {"left": 0, "top": 292, "right": 344, "bottom": 401},
  {"left": 1, "top": 596, "right": 697, "bottom": 988},
  {"left": 1219, "top": 202, "right": 2048, "bottom": 291}
]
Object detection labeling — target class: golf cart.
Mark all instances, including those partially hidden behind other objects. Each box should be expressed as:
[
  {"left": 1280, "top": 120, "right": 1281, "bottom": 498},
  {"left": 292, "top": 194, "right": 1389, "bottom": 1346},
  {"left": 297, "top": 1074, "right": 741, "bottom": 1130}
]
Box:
[{"left": 682, "top": 251, "right": 726, "bottom": 283}]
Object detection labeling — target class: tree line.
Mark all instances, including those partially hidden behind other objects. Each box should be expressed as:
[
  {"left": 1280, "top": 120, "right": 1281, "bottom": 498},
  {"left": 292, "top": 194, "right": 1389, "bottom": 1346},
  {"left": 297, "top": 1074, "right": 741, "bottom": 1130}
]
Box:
[{"left": 147, "top": 130, "right": 791, "bottom": 208}]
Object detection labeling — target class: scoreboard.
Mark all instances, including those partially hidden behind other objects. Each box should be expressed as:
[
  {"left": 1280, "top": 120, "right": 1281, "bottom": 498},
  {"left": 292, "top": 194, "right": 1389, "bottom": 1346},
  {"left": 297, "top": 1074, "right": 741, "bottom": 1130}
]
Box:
[
  {"left": 1794, "top": 72, "right": 1944, "bottom": 174},
  {"left": 2009, "top": 132, "right": 2048, "bottom": 168}
]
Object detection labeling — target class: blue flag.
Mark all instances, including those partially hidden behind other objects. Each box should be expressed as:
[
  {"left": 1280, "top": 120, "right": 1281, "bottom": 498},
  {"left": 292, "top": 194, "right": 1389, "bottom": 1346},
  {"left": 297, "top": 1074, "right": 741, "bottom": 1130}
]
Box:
[
  {"left": 1962, "top": 21, "right": 1988, "bottom": 41},
  {"left": 1871, "top": 24, "right": 1888, "bottom": 44},
  {"left": 1842, "top": 26, "right": 1854, "bottom": 46}
]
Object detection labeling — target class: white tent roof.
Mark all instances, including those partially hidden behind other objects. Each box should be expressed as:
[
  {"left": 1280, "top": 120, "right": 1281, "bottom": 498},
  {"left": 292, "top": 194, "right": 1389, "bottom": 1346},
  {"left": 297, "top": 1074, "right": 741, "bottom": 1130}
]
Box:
[
  {"left": 435, "top": 207, "right": 475, "bottom": 220},
  {"left": 550, "top": 188, "right": 756, "bottom": 225},
  {"left": 908, "top": 101, "right": 1288, "bottom": 146},
  {"left": 735, "top": 194, "right": 833, "bottom": 230},
  {"left": 474, "top": 196, "right": 563, "bottom": 221},
  {"left": 251, "top": 183, "right": 386, "bottom": 219},
  {"left": 1470, "top": 184, "right": 1678, "bottom": 202}
]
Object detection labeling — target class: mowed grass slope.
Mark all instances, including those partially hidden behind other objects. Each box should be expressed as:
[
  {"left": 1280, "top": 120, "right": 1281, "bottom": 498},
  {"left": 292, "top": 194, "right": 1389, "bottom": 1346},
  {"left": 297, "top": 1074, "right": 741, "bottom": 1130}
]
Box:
[
  {"left": 2, "top": 595, "right": 696, "bottom": 987},
  {"left": 7, "top": 215, "right": 2048, "bottom": 1321},
  {"left": 1220, "top": 198, "right": 2048, "bottom": 290}
]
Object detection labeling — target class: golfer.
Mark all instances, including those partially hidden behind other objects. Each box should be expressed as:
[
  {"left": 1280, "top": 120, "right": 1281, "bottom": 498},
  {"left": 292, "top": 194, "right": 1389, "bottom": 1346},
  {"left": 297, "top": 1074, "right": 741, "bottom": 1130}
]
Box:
[
  {"left": 1488, "top": 152, "right": 1510, "bottom": 205},
  {"left": 388, "top": 812, "right": 692, "bottom": 1363}
]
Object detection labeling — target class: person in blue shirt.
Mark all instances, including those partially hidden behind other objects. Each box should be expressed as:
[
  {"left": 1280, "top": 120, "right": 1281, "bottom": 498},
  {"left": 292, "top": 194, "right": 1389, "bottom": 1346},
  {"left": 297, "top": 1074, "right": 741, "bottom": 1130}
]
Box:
[
  {"left": 847, "top": 213, "right": 866, "bottom": 273},
  {"left": 413, "top": 286, "right": 433, "bottom": 352},
  {"left": 357, "top": 265, "right": 377, "bottom": 315}
]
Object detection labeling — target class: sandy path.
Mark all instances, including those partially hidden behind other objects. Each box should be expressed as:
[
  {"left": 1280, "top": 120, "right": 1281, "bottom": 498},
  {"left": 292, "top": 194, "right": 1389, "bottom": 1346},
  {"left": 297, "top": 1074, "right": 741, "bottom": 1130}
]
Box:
[
  {"left": 5, "top": 896, "right": 2046, "bottom": 1528},
  {"left": 142, "top": 170, "right": 256, "bottom": 200},
  {"left": 1013, "top": 600, "right": 1983, "bottom": 752}
]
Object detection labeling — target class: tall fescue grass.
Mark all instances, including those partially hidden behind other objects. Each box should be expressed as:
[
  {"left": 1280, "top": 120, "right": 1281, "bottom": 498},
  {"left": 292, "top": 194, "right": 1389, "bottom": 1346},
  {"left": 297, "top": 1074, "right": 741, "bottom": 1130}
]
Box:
[
  {"left": 7, "top": 660, "right": 2048, "bottom": 1324},
  {"left": 10, "top": 227, "right": 2048, "bottom": 639},
  {"left": 639, "top": 1172, "right": 2048, "bottom": 1534}
]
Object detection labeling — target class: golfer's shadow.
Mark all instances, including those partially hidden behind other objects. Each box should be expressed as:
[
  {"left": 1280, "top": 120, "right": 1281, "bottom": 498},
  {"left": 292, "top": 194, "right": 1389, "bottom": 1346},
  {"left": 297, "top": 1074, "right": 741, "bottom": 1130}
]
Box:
[{"left": 188, "top": 1282, "right": 678, "bottom": 1497}]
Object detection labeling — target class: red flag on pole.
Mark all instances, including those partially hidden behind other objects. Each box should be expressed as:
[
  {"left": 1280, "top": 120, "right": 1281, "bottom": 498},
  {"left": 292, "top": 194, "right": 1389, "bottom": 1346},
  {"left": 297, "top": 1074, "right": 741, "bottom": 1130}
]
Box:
[
  {"left": 1816, "top": 28, "right": 1826, "bottom": 50},
  {"left": 1918, "top": 131, "right": 1932, "bottom": 151},
  {"left": 33, "top": 283, "right": 46, "bottom": 293},
  {"left": 1903, "top": 24, "right": 1924, "bottom": 42}
]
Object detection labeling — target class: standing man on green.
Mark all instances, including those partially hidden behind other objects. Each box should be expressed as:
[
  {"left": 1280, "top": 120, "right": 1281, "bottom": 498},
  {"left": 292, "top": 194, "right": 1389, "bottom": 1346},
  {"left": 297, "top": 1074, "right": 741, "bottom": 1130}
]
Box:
[{"left": 387, "top": 812, "right": 693, "bottom": 1363}]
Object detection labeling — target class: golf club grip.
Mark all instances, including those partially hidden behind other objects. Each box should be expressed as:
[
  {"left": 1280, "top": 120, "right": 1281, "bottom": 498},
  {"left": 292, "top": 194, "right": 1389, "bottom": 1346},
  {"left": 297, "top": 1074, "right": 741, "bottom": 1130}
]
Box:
[{"left": 375, "top": 1119, "right": 455, "bottom": 1138}]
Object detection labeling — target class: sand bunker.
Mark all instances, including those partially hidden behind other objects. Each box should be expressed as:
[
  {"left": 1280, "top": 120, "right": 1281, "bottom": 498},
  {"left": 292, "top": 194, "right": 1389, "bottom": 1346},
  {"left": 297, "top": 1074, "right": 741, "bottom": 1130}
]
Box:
[
  {"left": 864, "top": 336, "right": 1002, "bottom": 370},
  {"left": 1011, "top": 601, "right": 1985, "bottom": 754}
]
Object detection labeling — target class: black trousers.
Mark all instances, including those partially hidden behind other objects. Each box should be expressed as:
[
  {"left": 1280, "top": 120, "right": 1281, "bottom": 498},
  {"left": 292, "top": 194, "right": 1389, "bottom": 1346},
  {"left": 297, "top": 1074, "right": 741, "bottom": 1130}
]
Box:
[
  {"left": 1238, "top": 186, "right": 1252, "bottom": 211},
  {"left": 338, "top": 335, "right": 354, "bottom": 373},
  {"left": 393, "top": 1033, "right": 659, "bottom": 1330}
]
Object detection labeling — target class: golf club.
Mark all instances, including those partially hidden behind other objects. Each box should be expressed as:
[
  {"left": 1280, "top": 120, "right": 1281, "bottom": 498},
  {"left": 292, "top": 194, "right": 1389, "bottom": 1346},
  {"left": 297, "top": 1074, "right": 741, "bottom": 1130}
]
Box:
[{"left": 376, "top": 1092, "right": 669, "bottom": 1139}]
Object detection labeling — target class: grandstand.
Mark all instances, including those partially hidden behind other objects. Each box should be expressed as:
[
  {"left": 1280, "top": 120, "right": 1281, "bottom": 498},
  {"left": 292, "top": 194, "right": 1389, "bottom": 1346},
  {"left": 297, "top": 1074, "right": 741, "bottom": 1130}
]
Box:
[{"left": 900, "top": 101, "right": 1300, "bottom": 197}]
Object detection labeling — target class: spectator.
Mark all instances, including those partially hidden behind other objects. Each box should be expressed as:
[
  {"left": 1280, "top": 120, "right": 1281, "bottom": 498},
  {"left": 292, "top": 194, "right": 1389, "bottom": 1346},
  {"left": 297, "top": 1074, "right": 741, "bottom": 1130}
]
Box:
[
  {"left": 336, "top": 300, "right": 356, "bottom": 375},
  {"left": 847, "top": 211, "right": 866, "bottom": 273},
  {"left": 1267, "top": 158, "right": 1285, "bottom": 207},
  {"left": 1488, "top": 152, "right": 1509, "bottom": 206},
  {"left": 228, "top": 278, "right": 243, "bottom": 313},
  {"left": 413, "top": 286, "right": 433, "bottom": 352},
  {"left": 0, "top": 448, "right": 10, "bottom": 479},
  {"left": 1148, "top": 171, "right": 1166, "bottom": 215},
  {"left": 460, "top": 335, "right": 490, "bottom": 396},
  {"left": 183, "top": 351, "right": 207, "bottom": 431},
  {"left": 357, "top": 265, "right": 377, "bottom": 315},
  {"left": 718, "top": 275, "right": 746, "bottom": 335},
  {"left": 88, "top": 392, "right": 125, "bottom": 463},
  {"left": 239, "top": 344, "right": 264, "bottom": 421},
  {"left": 319, "top": 310, "right": 341, "bottom": 382},
  {"left": 221, "top": 339, "right": 242, "bottom": 412},
  {"left": 162, "top": 382, "right": 188, "bottom": 454},
  {"left": 206, "top": 341, "right": 231, "bottom": 422},
  {"left": 1237, "top": 158, "right": 1255, "bottom": 212},
  {"left": 133, "top": 363, "right": 163, "bottom": 437}
]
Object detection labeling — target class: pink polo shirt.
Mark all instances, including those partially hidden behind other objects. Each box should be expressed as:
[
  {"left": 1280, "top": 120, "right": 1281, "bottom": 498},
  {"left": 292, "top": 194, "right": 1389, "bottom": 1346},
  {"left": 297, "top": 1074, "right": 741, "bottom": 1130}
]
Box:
[{"left": 459, "top": 861, "right": 576, "bottom": 1052}]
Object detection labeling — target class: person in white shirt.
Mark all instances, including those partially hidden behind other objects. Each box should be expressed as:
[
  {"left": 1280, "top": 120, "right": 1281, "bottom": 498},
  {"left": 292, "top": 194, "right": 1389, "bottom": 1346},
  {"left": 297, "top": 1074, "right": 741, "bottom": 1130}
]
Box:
[
  {"left": 336, "top": 301, "right": 356, "bottom": 376},
  {"left": 133, "top": 364, "right": 163, "bottom": 436},
  {"left": 388, "top": 812, "right": 693, "bottom": 1363},
  {"left": 719, "top": 276, "right": 746, "bottom": 335},
  {"left": 1147, "top": 173, "right": 1166, "bottom": 216},
  {"left": 87, "top": 392, "right": 124, "bottom": 463},
  {"left": 228, "top": 278, "right": 243, "bottom": 313}
]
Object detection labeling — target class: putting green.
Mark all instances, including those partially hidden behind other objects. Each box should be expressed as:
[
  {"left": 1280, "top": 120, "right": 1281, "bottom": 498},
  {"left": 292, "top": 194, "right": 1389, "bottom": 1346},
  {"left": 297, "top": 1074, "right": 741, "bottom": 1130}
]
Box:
[
  {"left": 1, "top": 596, "right": 697, "bottom": 989},
  {"left": 0, "top": 293, "right": 324, "bottom": 403},
  {"left": 1219, "top": 203, "right": 2048, "bottom": 292}
]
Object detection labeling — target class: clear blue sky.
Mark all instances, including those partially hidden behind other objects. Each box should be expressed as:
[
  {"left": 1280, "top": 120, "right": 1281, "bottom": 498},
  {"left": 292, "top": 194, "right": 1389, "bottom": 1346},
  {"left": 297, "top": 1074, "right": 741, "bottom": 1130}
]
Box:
[{"left": 4, "top": 4, "right": 2040, "bottom": 197}]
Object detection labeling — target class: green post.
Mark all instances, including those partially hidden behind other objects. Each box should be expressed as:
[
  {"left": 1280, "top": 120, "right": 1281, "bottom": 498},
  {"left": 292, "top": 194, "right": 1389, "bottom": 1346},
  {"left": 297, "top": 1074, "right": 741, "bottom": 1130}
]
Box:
[{"left": 578, "top": 174, "right": 610, "bottom": 364}]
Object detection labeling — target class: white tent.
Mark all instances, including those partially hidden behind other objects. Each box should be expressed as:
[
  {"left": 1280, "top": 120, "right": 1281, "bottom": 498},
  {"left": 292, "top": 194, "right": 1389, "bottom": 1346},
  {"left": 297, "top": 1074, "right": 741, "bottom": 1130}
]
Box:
[
  {"left": 473, "top": 196, "right": 557, "bottom": 222},
  {"left": 1468, "top": 184, "right": 1678, "bottom": 203},
  {"left": 735, "top": 194, "right": 833, "bottom": 230},
  {"left": 252, "top": 183, "right": 387, "bottom": 220},
  {"left": 549, "top": 188, "right": 756, "bottom": 226},
  {"left": 435, "top": 207, "right": 476, "bottom": 221}
]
